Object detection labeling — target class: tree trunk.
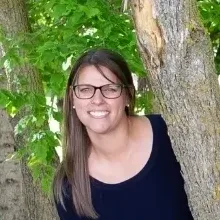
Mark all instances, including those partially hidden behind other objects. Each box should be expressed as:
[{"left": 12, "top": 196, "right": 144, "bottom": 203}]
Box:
[
  {"left": 0, "top": 1, "right": 58, "bottom": 219},
  {"left": 131, "top": 0, "right": 220, "bottom": 219},
  {"left": 0, "top": 44, "right": 25, "bottom": 220},
  {"left": 0, "top": 110, "right": 26, "bottom": 220}
]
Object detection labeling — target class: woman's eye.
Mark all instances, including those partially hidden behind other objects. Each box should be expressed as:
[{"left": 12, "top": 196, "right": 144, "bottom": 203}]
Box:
[
  {"left": 109, "top": 88, "right": 117, "bottom": 92},
  {"left": 80, "top": 88, "right": 92, "bottom": 93},
  {"left": 105, "top": 86, "right": 119, "bottom": 92}
]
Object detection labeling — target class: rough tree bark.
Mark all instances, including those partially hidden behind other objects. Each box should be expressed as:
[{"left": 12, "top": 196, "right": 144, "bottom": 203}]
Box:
[
  {"left": 0, "top": 110, "right": 25, "bottom": 220},
  {"left": 131, "top": 0, "right": 220, "bottom": 219},
  {"left": 0, "top": 44, "right": 25, "bottom": 220},
  {"left": 0, "top": 1, "right": 58, "bottom": 219}
]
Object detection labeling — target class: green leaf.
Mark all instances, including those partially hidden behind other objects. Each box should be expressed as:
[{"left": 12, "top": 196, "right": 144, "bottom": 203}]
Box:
[
  {"left": 50, "top": 72, "right": 65, "bottom": 95},
  {"left": 66, "top": 12, "right": 84, "bottom": 27},
  {"left": 104, "top": 24, "right": 113, "bottom": 37},
  {"left": 41, "top": 176, "right": 51, "bottom": 193},
  {"left": 53, "top": 111, "right": 62, "bottom": 122},
  {"left": 0, "top": 90, "right": 10, "bottom": 107},
  {"left": 79, "top": 5, "right": 100, "bottom": 18},
  {"left": 14, "top": 115, "right": 33, "bottom": 135},
  {"left": 53, "top": 4, "right": 67, "bottom": 19},
  {"left": 44, "top": 0, "right": 56, "bottom": 11},
  {"left": 35, "top": 143, "right": 48, "bottom": 163},
  {"left": 40, "top": 167, "right": 54, "bottom": 193},
  {"left": 41, "top": 51, "right": 55, "bottom": 63},
  {"left": 87, "top": 8, "right": 100, "bottom": 18},
  {"left": 29, "top": 161, "right": 42, "bottom": 181}
]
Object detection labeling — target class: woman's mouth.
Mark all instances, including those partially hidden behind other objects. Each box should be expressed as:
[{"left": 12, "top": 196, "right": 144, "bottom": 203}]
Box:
[{"left": 88, "top": 111, "right": 110, "bottom": 118}]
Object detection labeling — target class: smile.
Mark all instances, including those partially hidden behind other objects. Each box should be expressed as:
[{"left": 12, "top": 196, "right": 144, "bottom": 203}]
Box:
[{"left": 88, "top": 111, "right": 110, "bottom": 118}]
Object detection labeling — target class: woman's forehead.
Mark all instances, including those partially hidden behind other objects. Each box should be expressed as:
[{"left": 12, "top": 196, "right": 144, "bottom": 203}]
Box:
[{"left": 76, "top": 65, "right": 120, "bottom": 84}]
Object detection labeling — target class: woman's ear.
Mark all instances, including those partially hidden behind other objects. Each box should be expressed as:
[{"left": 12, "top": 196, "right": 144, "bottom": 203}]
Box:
[{"left": 125, "top": 95, "right": 130, "bottom": 107}]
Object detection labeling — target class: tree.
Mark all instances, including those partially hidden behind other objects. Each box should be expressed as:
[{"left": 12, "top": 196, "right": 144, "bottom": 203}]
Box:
[
  {"left": 0, "top": 0, "right": 58, "bottom": 219},
  {"left": 0, "top": 44, "right": 25, "bottom": 220},
  {"left": 130, "top": 0, "right": 220, "bottom": 219}
]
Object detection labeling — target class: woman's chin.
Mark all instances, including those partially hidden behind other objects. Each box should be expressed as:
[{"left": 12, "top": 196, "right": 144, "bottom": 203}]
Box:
[{"left": 86, "top": 125, "right": 111, "bottom": 135}]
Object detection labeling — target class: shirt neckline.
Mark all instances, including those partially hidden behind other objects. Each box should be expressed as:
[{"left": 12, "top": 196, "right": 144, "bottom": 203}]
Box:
[{"left": 90, "top": 115, "right": 159, "bottom": 190}]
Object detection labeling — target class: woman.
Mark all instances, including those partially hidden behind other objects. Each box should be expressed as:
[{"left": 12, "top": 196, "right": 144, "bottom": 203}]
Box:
[{"left": 53, "top": 48, "right": 194, "bottom": 220}]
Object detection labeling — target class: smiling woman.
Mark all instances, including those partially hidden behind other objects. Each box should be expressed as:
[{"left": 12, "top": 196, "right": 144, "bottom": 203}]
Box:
[
  {"left": 72, "top": 64, "right": 131, "bottom": 135},
  {"left": 53, "top": 48, "right": 194, "bottom": 220}
]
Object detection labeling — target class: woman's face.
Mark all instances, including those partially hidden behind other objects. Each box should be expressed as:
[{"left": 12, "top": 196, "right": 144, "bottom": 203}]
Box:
[{"left": 72, "top": 65, "right": 128, "bottom": 135}]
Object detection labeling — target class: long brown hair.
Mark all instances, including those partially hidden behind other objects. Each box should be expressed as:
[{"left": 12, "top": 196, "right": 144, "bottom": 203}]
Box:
[{"left": 53, "top": 48, "right": 136, "bottom": 218}]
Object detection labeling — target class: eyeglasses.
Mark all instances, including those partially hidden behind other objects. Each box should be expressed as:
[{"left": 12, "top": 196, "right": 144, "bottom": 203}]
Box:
[{"left": 73, "top": 84, "right": 126, "bottom": 99}]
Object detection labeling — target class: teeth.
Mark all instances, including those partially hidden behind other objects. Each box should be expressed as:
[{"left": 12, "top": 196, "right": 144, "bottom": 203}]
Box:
[{"left": 89, "top": 111, "right": 109, "bottom": 117}]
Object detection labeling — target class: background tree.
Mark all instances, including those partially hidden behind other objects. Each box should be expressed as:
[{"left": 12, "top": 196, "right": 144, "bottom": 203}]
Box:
[
  {"left": 0, "top": 0, "right": 58, "bottom": 219},
  {"left": 130, "top": 0, "right": 220, "bottom": 219},
  {"left": 0, "top": 44, "right": 25, "bottom": 220}
]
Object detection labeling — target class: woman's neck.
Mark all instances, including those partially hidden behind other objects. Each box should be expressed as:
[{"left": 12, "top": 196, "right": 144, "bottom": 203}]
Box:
[{"left": 87, "top": 116, "right": 134, "bottom": 162}]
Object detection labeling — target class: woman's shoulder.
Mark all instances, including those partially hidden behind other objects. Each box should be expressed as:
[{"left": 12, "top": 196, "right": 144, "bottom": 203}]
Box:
[
  {"left": 129, "top": 115, "right": 152, "bottom": 135},
  {"left": 129, "top": 114, "right": 169, "bottom": 145},
  {"left": 130, "top": 114, "right": 168, "bottom": 130}
]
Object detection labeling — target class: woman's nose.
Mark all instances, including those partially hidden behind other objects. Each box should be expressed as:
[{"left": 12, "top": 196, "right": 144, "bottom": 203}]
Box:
[{"left": 91, "top": 89, "right": 105, "bottom": 105}]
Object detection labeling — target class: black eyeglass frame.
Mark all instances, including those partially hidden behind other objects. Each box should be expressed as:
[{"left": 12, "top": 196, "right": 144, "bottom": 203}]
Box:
[{"left": 72, "top": 84, "right": 128, "bottom": 99}]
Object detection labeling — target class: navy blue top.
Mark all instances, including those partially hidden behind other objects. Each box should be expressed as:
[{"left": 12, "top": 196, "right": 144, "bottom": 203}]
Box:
[{"left": 55, "top": 115, "right": 194, "bottom": 220}]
